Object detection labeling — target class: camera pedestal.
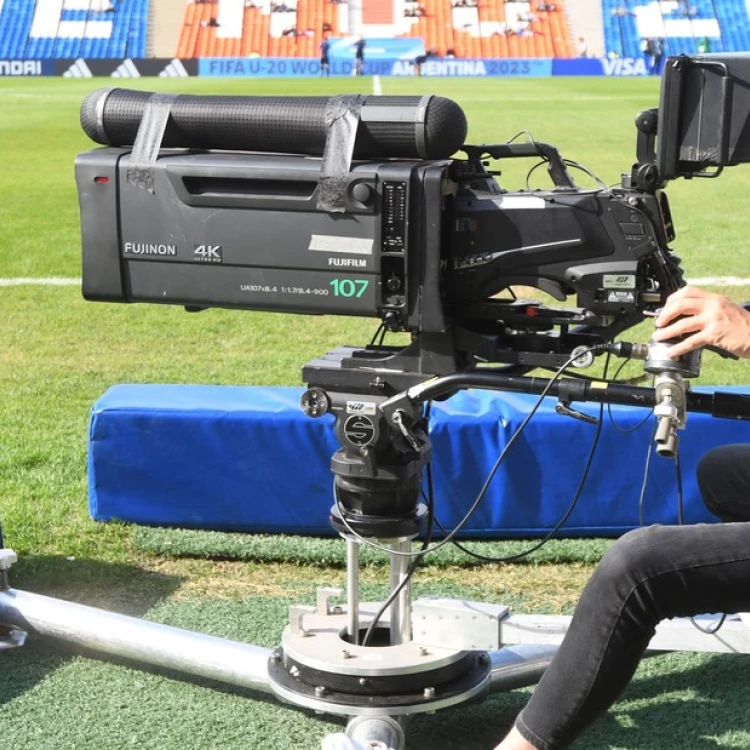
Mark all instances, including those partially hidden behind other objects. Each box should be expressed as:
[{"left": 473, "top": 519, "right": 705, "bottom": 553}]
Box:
[
  {"left": 5, "top": 364, "right": 750, "bottom": 747},
  {"left": 4, "top": 566, "right": 750, "bottom": 749}
]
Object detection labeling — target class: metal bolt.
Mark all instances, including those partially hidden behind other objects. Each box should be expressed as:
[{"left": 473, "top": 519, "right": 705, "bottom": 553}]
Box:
[
  {"left": 332, "top": 606, "right": 343, "bottom": 615},
  {"left": 419, "top": 646, "right": 429, "bottom": 656},
  {"left": 0, "top": 550, "right": 17, "bottom": 571},
  {"left": 341, "top": 649, "right": 351, "bottom": 659},
  {"left": 478, "top": 652, "right": 490, "bottom": 664},
  {"left": 423, "top": 687, "right": 436, "bottom": 699},
  {"left": 315, "top": 686, "right": 326, "bottom": 697},
  {"left": 359, "top": 678, "right": 368, "bottom": 686},
  {"left": 271, "top": 650, "right": 282, "bottom": 662}
]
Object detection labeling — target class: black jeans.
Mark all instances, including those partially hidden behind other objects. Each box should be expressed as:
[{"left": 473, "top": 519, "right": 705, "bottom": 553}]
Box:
[{"left": 516, "top": 444, "right": 750, "bottom": 750}]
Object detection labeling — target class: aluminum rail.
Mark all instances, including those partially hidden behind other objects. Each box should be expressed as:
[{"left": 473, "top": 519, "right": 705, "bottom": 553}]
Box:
[
  {"left": 487, "top": 644, "right": 558, "bottom": 692},
  {"left": 0, "top": 588, "right": 273, "bottom": 694}
]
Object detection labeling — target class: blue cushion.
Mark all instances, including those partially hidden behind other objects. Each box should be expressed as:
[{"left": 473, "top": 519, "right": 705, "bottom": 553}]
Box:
[{"left": 88, "top": 384, "right": 750, "bottom": 538}]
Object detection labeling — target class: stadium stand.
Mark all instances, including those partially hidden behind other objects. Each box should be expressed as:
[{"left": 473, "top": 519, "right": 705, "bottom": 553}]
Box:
[
  {"left": 0, "top": 0, "right": 149, "bottom": 58},
  {"left": 176, "top": 0, "right": 346, "bottom": 59},
  {"left": 603, "top": 0, "right": 750, "bottom": 58},
  {"left": 403, "top": 0, "right": 574, "bottom": 57},
  {"left": 176, "top": 0, "right": 574, "bottom": 57}
]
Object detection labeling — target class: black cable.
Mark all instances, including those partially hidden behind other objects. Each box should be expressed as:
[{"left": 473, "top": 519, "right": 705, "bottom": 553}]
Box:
[
  {"left": 690, "top": 612, "right": 728, "bottom": 635},
  {"left": 637, "top": 423, "right": 656, "bottom": 528},
  {"left": 671, "top": 450, "right": 728, "bottom": 635},
  {"left": 433, "top": 359, "right": 609, "bottom": 563},
  {"left": 361, "top": 403, "right": 436, "bottom": 647},
  {"left": 433, "top": 402, "right": 604, "bottom": 563},
  {"left": 538, "top": 367, "right": 647, "bottom": 387},
  {"left": 369, "top": 323, "right": 385, "bottom": 347},
  {"left": 636, "top": 421, "right": 728, "bottom": 635},
  {"left": 506, "top": 130, "right": 539, "bottom": 147},
  {"left": 562, "top": 158, "right": 613, "bottom": 194},
  {"left": 338, "top": 348, "right": 622, "bottom": 641},
  {"left": 410, "top": 351, "right": 595, "bottom": 554},
  {"left": 607, "top": 360, "right": 655, "bottom": 435},
  {"left": 334, "top": 350, "right": 594, "bottom": 560},
  {"left": 675, "top": 452, "right": 684, "bottom": 526},
  {"left": 525, "top": 159, "right": 549, "bottom": 190}
]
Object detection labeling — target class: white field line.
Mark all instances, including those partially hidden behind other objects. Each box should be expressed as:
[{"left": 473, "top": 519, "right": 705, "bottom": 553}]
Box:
[
  {"left": 689, "top": 277, "right": 750, "bottom": 286},
  {"left": 2, "top": 276, "right": 750, "bottom": 288},
  {"left": 0, "top": 277, "right": 81, "bottom": 286},
  {"left": 372, "top": 75, "right": 382, "bottom": 95}
]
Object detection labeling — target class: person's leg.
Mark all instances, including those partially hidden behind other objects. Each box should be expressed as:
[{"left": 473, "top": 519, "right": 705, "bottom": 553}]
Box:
[
  {"left": 697, "top": 444, "right": 750, "bottom": 521},
  {"left": 496, "top": 444, "right": 750, "bottom": 750},
  {"left": 498, "top": 523, "right": 750, "bottom": 749}
]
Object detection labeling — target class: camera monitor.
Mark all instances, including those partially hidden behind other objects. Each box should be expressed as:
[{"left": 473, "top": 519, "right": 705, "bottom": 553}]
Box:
[{"left": 658, "top": 53, "right": 750, "bottom": 181}]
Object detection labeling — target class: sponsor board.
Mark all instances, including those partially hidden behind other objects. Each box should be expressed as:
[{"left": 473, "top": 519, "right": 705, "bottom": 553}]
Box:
[
  {"left": 4, "top": 55, "right": 656, "bottom": 79},
  {"left": 199, "top": 57, "right": 552, "bottom": 77},
  {"left": 600, "top": 57, "right": 650, "bottom": 76},
  {"left": 552, "top": 57, "right": 649, "bottom": 76},
  {"left": 0, "top": 60, "right": 55, "bottom": 76},
  {"left": 55, "top": 58, "right": 198, "bottom": 77}
]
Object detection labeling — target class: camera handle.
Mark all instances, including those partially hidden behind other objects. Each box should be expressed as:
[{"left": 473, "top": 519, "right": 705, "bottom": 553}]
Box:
[
  {"left": 461, "top": 142, "right": 577, "bottom": 189},
  {"left": 379, "top": 362, "right": 750, "bottom": 451},
  {"left": 631, "top": 108, "right": 663, "bottom": 192}
]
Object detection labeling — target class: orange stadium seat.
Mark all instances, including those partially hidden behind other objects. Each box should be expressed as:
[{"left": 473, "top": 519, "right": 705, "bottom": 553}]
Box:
[{"left": 174, "top": 0, "right": 574, "bottom": 59}]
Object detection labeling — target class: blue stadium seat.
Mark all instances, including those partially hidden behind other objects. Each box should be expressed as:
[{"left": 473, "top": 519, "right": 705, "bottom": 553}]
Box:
[
  {"left": 602, "top": 0, "right": 750, "bottom": 58},
  {"left": 0, "top": 0, "right": 150, "bottom": 59}
]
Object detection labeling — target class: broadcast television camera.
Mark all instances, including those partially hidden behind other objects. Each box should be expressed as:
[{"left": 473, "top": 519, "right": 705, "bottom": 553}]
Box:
[{"left": 77, "top": 54, "right": 750, "bottom": 387}]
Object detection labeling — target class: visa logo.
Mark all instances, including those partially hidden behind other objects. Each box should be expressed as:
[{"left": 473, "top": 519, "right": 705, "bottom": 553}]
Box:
[{"left": 602, "top": 58, "right": 648, "bottom": 77}]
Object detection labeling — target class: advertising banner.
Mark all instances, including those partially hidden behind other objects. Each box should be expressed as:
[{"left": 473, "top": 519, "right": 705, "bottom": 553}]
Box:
[
  {"left": 0, "top": 55, "right": 656, "bottom": 79},
  {"left": 199, "top": 56, "right": 552, "bottom": 77},
  {"left": 0, "top": 59, "right": 55, "bottom": 76},
  {"left": 553, "top": 57, "right": 650, "bottom": 76},
  {"left": 54, "top": 58, "right": 199, "bottom": 78}
]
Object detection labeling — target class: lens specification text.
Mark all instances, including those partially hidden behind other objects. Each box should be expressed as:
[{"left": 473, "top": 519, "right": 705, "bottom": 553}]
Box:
[
  {"left": 239, "top": 280, "right": 370, "bottom": 297},
  {"left": 239, "top": 284, "right": 329, "bottom": 295}
]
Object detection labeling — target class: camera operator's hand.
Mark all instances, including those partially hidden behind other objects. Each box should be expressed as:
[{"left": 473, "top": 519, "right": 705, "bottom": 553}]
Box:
[{"left": 654, "top": 285, "right": 750, "bottom": 359}]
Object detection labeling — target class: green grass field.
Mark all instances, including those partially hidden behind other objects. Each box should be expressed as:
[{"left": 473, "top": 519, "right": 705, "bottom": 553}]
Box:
[{"left": 2, "top": 75, "right": 750, "bottom": 750}]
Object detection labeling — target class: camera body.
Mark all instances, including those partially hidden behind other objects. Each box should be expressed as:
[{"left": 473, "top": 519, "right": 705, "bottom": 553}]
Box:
[
  {"left": 77, "top": 141, "right": 678, "bottom": 372},
  {"left": 78, "top": 55, "right": 750, "bottom": 376}
]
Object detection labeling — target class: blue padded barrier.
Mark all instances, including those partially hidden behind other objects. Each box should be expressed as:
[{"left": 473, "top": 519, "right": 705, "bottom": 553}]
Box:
[{"left": 89, "top": 385, "right": 750, "bottom": 539}]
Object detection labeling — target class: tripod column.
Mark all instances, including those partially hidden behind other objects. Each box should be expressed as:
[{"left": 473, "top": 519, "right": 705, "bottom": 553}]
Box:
[
  {"left": 389, "top": 539, "right": 412, "bottom": 645},
  {"left": 346, "top": 537, "right": 361, "bottom": 645}
]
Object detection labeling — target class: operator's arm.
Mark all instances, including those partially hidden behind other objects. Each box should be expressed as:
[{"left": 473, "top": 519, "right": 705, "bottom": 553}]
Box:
[{"left": 653, "top": 285, "right": 750, "bottom": 358}]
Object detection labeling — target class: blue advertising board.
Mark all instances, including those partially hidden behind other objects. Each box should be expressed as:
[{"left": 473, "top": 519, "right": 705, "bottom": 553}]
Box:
[
  {"left": 1, "top": 55, "right": 657, "bottom": 79},
  {"left": 199, "top": 57, "right": 552, "bottom": 77},
  {"left": 553, "top": 57, "right": 650, "bottom": 76},
  {"left": 0, "top": 59, "right": 55, "bottom": 76},
  {"left": 0, "top": 55, "right": 655, "bottom": 79},
  {"left": 408, "top": 57, "right": 551, "bottom": 77}
]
